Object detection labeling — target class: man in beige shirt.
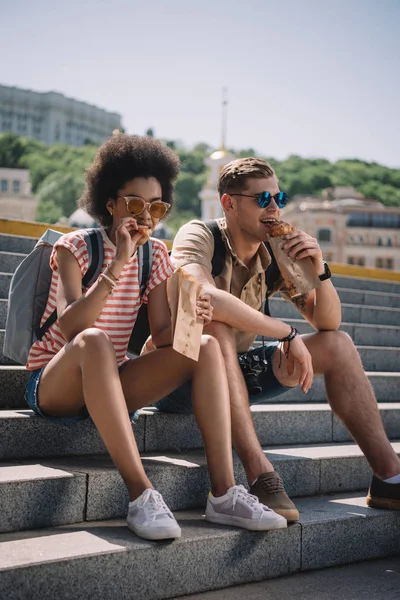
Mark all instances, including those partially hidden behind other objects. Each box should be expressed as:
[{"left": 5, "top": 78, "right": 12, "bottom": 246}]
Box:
[{"left": 154, "top": 157, "right": 400, "bottom": 520}]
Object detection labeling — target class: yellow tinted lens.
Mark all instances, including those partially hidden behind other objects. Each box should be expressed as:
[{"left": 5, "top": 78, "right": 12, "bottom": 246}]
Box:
[
  {"left": 127, "top": 198, "right": 145, "bottom": 215},
  {"left": 149, "top": 202, "right": 168, "bottom": 218}
]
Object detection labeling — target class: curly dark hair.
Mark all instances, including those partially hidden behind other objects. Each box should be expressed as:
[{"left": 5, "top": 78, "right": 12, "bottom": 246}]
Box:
[
  {"left": 79, "top": 133, "right": 180, "bottom": 227},
  {"left": 218, "top": 157, "right": 275, "bottom": 198}
]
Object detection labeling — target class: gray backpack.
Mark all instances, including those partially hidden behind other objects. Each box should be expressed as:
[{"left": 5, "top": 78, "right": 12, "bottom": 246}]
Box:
[
  {"left": 3, "top": 228, "right": 104, "bottom": 365},
  {"left": 3, "top": 228, "right": 153, "bottom": 365}
]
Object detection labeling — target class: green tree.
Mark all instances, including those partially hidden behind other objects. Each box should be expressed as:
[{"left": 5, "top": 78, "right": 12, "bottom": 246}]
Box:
[
  {"left": 0, "top": 133, "right": 27, "bottom": 168},
  {"left": 36, "top": 198, "right": 63, "bottom": 223},
  {"left": 36, "top": 171, "right": 85, "bottom": 219}
]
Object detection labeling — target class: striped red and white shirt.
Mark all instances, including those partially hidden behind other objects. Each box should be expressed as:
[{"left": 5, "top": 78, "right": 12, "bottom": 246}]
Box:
[{"left": 26, "top": 228, "right": 173, "bottom": 370}]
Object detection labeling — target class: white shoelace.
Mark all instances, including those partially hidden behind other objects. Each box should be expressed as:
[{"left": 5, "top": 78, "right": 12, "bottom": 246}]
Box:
[
  {"left": 229, "top": 485, "right": 272, "bottom": 512},
  {"left": 137, "top": 489, "right": 173, "bottom": 521}
]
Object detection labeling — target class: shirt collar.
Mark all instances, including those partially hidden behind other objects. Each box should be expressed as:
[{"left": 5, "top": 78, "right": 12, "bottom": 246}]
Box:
[{"left": 217, "top": 218, "right": 272, "bottom": 273}]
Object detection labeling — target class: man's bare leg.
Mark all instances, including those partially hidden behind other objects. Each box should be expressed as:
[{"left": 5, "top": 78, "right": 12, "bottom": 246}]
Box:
[
  {"left": 274, "top": 330, "right": 400, "bottom": 479},
  {"left": 205, "top": 321, "right": 274, "bottom": 483}
]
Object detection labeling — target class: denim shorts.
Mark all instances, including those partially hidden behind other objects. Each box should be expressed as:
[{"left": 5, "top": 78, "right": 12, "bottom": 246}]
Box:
[
  {"left": 25, "top": 360, "right": 139, "bottom": 424},
  {"left": 153, "top": 341, "right": 291, "bottom": 414}
]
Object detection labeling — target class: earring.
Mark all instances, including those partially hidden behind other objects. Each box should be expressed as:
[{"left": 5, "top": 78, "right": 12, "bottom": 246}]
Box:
[{"left": 108, "top": 208, "right": 113, "bottom": 215}]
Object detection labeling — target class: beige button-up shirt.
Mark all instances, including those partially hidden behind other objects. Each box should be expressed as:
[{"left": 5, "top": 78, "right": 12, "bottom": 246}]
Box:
[{"left": 171, "top": 218, "right": 284, "bottom": 353}]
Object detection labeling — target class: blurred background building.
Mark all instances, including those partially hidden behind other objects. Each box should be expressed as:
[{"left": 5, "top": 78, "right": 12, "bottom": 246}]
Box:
[
  {"left": 0, "top": 167, "right": 37, "bottom": 220},
  {"left": 0, "top": 84, "right": 122, "bottom": 146},
  {"left": 283, "top": 187, "right": 400, "bottom": 270}
]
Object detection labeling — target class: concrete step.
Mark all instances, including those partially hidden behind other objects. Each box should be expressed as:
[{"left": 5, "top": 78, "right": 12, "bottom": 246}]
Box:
[
  {"left": 276, "top": 287, "right": 400, "bottom": 309},
  {"left": 259, "top": 318, "right": 400, "bottom": 347},
  {"left": 1, "top": 367, "right": 399, "bottom": 413},
  {"left": 270, "top": 297, "right": 400, "bottom": 326},
  {"left": 1, "top": 403, "right": 400, "bottom": 460},
  {"left": 180, "top": 557, "right": 400, "bottom": 600},
  {"left": 0, "top": 250, "right": 27, "bottom": 274},
  {"left": 0, "top": 233, "right": 37, "bottom": 254},
  {"left": 332, "top": 274, "right": 400, "bottom": 295},
  {"left": 0, "top": 492, "right": 398, "bottom": 600},
  {"left": 335, "top": 287, "right": 400, "bottom": 309},
  {"left": 0, "top": 440, "right": 399, "bottom": 532},
  {"left": 0, "top": 409, "right": 145, "bottom": 460},
  {"left": 252, "top": 342, "right": 400, "bottom": 372},
  {"left": 0, "top": 272, "right": 11, "bottom": 299}
]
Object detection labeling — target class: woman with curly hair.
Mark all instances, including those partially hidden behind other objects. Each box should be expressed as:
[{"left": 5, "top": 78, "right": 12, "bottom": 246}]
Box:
[{"left": 24, "top": 134, "right": 286, "bottom": 540}]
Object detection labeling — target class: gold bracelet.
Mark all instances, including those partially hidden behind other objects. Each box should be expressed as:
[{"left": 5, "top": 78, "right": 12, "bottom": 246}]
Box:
[
  {"left": 98, "top": 273, "right": 116, "bottom": 294},
  {"left": 106, "top": 264, "right": 119, "bottom": 282}
]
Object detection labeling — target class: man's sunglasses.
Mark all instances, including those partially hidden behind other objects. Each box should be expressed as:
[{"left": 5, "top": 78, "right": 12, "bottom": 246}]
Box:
[
  {"left": 230, "top": 191, "right": 288, "bottom": 209},
  {"left": 120, "top": 196, "right": 171, "bottom": 219}
]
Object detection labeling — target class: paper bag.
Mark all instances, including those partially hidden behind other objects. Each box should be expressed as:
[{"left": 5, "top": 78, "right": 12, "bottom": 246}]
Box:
[
  {"left": 268, "top": 237, "right": 321, "bottom": 298},
  {"left": 167, "top": 268, "right": 203, "bottom": 361}
]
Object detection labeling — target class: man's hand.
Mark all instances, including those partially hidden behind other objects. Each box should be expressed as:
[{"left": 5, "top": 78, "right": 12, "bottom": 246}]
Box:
[{"left": 281, "top": 229, "right": 324, "bottom": 274}]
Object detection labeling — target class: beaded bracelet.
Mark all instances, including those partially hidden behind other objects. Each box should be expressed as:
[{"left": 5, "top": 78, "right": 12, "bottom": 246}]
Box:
[
  {"left": 98, "top": 273, "right": 116, "bottom": 295},
  {"left": 278, "top": 326, "right": 299, "bottom": 361},
  {"left": 279, "top": 326, "right": 299, "bottom": 344},
  {"left": 106, "top": 264, "right": 119, "bottom": 282}
]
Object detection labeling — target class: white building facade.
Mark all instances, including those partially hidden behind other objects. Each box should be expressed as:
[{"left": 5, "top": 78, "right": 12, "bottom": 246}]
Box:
[
  {"left": 0, "top": 168, "right": 37, "bottom": 221},
  {"left": 282, "top": 188, "right": 400, "bottom": 271},
  {"left": 0, "top": 84, "right": 122, "bottom": 147}
]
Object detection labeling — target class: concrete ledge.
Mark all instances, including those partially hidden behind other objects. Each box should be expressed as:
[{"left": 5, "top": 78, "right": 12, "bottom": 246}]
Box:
[
  {"left": 0, "top": 410, "right": 144, "bottom": 460},
  {"left": 0, "top": 463, "right": 86, "bottom": 533},
  {"left": 269, "top": 298, "right": 400, "bottom": 327},
  {"left": 0, "top": 493, "right": 398, "bottom": 600},
  {"left": 4, "top": 440, "right": 396, "bottom": 525}
]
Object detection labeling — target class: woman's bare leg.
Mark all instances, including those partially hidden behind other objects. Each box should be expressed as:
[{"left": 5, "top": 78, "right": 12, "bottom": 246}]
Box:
[
  {"left": 120, "top": 335, "right": 235, "bottom": 496},
  {"left": 37, "top": 328, "right": 152, "bottom": 501}
]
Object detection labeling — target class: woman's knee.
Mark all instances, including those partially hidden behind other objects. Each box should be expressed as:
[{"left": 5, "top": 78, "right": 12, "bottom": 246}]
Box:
[
  {"left": 199, "top": 334, "right": 224, "bottom": 365},
  {"left": 74, "top": 328, "right": 113, "bottom": 356}
]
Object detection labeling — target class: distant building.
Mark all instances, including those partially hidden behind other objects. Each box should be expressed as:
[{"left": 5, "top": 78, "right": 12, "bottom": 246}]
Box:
[
  {"left": 0, "top": 168, "right": 37, "bottom": 221},
  {"left": 282, "top": 187, "right": 400, "bottom": 270},
  {"left": 0, "top": 84, "right": 122, "bottom": 146}
]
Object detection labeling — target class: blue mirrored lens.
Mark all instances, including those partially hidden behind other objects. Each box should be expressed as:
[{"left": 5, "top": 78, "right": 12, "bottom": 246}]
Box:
[
  {"left": 258, "top": 192, "right": 271, "bottom": 208},
  {"left": 276, "top": 192, "right": 288, "bottom": 208}
]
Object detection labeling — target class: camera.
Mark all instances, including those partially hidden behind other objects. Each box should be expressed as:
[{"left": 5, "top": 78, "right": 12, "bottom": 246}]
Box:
[{"left": 238, "top": 350, "right": 269, "bottom": 396}]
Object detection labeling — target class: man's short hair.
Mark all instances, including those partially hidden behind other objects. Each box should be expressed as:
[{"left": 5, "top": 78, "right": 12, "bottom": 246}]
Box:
[{"left": 218, "top": 157, "right": 275, "bottom": 198}]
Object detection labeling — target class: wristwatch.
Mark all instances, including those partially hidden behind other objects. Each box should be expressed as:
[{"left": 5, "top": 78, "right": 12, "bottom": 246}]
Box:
[{"left": 319, "top": 261, "right": 332, "bottom": 282}]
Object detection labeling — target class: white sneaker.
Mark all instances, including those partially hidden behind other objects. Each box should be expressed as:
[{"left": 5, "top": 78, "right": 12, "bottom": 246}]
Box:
[
  {"left": 127, "top": 488, "right": 181, "bottom": 540},
  {"left": 205, "top": 485, "right": 287, "bottom": 531}
]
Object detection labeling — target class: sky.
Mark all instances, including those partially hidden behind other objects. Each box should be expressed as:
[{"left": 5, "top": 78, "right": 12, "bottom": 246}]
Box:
[{"left": 1, "top": 0, "right": 399, "bottom": 167}]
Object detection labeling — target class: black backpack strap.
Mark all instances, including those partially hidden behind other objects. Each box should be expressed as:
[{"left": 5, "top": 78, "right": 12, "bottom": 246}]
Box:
[
  {"left": 82, "top": 228, "right": 104, "bottom": 288},
  {"left": 137, "top": 239, "right": 152, "bottom": 297},
  {"left": 205, "top": 220, "right": 226, "bottom": 278},
  {"left": 263, "top": 242, "right": 281, "bottom": 316},
  {"left": 36, "top": 228, "right": 104, "bottom": 340}
]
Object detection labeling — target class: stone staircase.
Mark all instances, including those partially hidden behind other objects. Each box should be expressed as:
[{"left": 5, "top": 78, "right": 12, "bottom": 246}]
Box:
[{"left": 0, "top": 231, "right": 399, "bottom": 599}]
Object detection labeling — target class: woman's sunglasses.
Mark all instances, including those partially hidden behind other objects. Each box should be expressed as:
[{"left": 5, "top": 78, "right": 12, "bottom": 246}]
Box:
[
  {"left": 120, "top": 196, "right": 171, "bottom": 219},
  {"left": 230, "top": 191, "right": 288, "bottom": 209}
]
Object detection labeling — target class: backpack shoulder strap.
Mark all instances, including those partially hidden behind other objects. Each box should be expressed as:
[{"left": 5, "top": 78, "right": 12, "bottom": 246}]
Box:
[
  {"left": 36, "top": 228, "right": 104, "bottom": 340},
  {"left": 263, "top": 241, "right": 281, "bottom": 316},
  {"left": 204, "top": 220, "right": 225, "bottom": 278},
  {"left": 138, "top": 239, "right": 153, "bottom": 297},
  {"left": 82, "top": 228, "right": 104, "bottom": 288}
]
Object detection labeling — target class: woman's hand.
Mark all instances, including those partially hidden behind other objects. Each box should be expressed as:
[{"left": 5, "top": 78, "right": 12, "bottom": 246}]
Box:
[
  {"left": 286, "top": 335, "right": 314, "bottom": 394},
  {"left": 196, "top": 293, "right": 213, "bottom": 324},
  {"left": 115, "top": 217, "right": 143, "bottom": 264}
]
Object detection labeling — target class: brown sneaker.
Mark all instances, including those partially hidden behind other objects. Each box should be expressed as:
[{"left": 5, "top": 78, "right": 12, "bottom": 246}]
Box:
[
  {"left": 249, "top": 471, "right": 299, "bottom": 522},
  {"left": 366, "top": 476, "right": 400, "bottom": 510}
]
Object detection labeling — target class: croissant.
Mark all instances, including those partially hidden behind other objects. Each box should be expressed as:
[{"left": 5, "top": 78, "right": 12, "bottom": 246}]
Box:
[{"left": 267, "top": 221, "right": 296, "bottom": 237}]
